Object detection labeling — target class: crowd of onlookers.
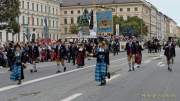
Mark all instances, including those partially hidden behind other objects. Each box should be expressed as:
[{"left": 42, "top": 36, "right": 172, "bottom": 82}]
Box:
[{"left": 0, "top": 37, "right": 122, "bottom": 69}]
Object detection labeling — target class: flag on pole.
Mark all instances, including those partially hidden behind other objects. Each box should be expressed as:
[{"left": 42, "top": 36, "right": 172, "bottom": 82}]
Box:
[{"left": 44, "top": 16, "right": 49, "bottom": 39}]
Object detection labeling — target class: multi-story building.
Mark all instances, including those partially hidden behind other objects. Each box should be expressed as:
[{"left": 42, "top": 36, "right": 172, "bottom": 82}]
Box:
[
  {"left": 60, "top": 0, "right": 154, "bottom": 36},
  {"left": 159, "top": 12, "right": 165, "bottom": 40},
  {"left": 156, "top": 12, "right": 161, "bottom": 39},
  {"left": 176, "top": 26, "right": 180, "bottom": 38},
  {"left": 169, "top": 19, "right": 177, "bottom": 37},
  {"left": 149, "top": 5, "right": 157, "bottom": 38},
  {"left": 16, "top": 0, "right": 61, "bottom": 42}
]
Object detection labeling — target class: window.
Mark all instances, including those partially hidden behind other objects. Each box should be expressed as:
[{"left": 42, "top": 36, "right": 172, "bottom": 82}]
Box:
[
  {"left": 32, "top": 3, "right": 34, "bottom": 11},
  {"left": 127, "top": 8, "right": 130, "bottom": 12},
  {"left": 112, "top": 8, "right": 115, "bottom": 12},
  {"left": 37, "top": 4, "right": 39, "bottom": 12},
  {"left": 71, "top": 10, "right": 74, "bottom": 14},
  {"left": 53, "top": 20, "right": 55, "bottom": 28},
  {"left": 56, "top": 9, "right": 58, "bottom": 15},
  {"left": 53, "top": 8, "right": 54, "bottom": 15},
  {"left": 49, "top": 20, "right": 51, "bottom": 27},
  {"left": 64, "top": 11, "right": 67, "bottom": 14},
  {"left": 41, "top": 4, "right": 43, "bottom": 12},
  {"left": 64, "top": 27, "right": 68, "bottom": 33},
  {"left": 27, "top": 16, "right": 30, "bottom": 25},
  {"left": 45, "top": 6, "right": 47, "bottom": 13},
  {"left": 77, "top": 10, "right": 80, "bottom": 14},
  {"left": 134, "top": 7, "right": 138, "bottom": 11},
  {"left": 41, "top": 18, "right": 43, "bottom": 26},
  {"left": 22, "top": 1, "right": 24, "bottom": 9},
  {"left": 64, "top": 18, "right": 67, "bottom": 24},
  {"left": 37, "top": 18, "right": 39, "bottom": 26},
  {"left": 27, "top": 2, "right": 29, "bottom": 9},
  {"left": 56, "top": 21, "right": 58, "bottom": 27},
  {"left": 71, "top": 18, "right": 74, "bottom": 24},
  {"left": 22, "top": 16, "right": 25, "bottom": 24},
  {"left": 32, "top": 17, "right": 34, "bottom": 25},
  {"left": 120, "top": 8, "right": 123, "bottom": 12},
  {"left": 49, "top": 6, "right": 51, "bottom": 13}
]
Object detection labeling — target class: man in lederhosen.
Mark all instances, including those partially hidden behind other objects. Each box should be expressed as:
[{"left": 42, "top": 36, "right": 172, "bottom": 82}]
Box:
[
  {"left": 29, "top": 42, "right": 39, "bottom": 73},
  {"left": 125, "top": 36, "right": 137, "bottom": 71},
  {"left": 55, "top": 39, "right": 67, "bottom": 73},
  {"left": 163, "top": 37, "right": 176, "bottom": 72}
]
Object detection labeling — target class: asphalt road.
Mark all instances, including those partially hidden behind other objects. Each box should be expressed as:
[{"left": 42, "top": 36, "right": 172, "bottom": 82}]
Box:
[{"left": 0, "top": 49, "right": 179, "bottom": 101}]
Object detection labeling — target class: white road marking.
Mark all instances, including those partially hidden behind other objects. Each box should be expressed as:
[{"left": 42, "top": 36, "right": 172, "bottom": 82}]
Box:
[
  {"left": 0, "top": 85, "right": 18, "bottom": 92},
  {"left": 157, "top": 62, "right": 166, "bottom": 67},
  {"left": 0, "top": 57, "right": 126, "bottom": 92},
  {"left": 157, "top": 62, "right": 163, "bottom": 66},
  {"left": 107, "top": 74, "right": 121, "bottom": 82},
  {"left": 160, "top": 64, "right": 166, "bottom": 67},
  {"left": 61, "top": 93, "right": 83, "bottom": 101},
  {"left": 144, "top": 60, "right": 151, "bottom": 64}
]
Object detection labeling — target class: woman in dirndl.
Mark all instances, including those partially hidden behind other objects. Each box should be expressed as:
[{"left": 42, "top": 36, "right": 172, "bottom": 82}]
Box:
[
  {"left": 76, "top": 44, "right": 85, "bottom": 68},
  {"left": 95, "top": 42, "right": 108, "bottom": 86},
  {"left": 135, "top": 41, "right": 143, "bottom": 68},
  {"left": 10, "top": 44, "right": 24, "bottom": 85}
]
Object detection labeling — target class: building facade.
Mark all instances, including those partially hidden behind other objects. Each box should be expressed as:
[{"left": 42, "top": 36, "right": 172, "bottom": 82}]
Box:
[
  {"left": 17, "top": 0, "right": 61, "bottom": 42},
  {"left": 59, "top": 0, "right": 179, "bottom": 40},
  {"left": 176, "top": 26, "right": 180, "bottom": 38},
  {"left": 60, "top": 0, "right": 153, "bottom": 36}
]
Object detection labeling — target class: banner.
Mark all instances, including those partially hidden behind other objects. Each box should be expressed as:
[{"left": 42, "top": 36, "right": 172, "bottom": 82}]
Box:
[{"left": 96, "top": 11, "right": 113, "bottom": 33}]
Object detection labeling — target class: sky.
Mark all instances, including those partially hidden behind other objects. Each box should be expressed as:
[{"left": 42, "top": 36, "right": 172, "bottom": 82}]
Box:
[{"left": 146, "top": 0, "right": 180, "bottom": 26}]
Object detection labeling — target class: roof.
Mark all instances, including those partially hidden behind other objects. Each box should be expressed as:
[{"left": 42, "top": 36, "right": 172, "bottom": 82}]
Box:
[{"left": 60, "top": 0, "right": 143, "bottom": 7}]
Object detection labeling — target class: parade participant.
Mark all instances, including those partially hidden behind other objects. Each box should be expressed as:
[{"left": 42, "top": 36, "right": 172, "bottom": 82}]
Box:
[
  {"left": 29, "top": 42, "right": 39, "bottom": 73},
  {"left": 135, "top": 41, "right": 143, "bottom": 68},
  {"left": 95, "top": 42, "right": 109, "bottom": 86},
  {"left": 104, "top": 41, "right": 110, "bottom": 79},
  {"left": 125, "top": 36, "right": 137, "bottom": 71},
  {"left": 7, "top": 42, "right": 15, "bottom": 71},
  {"left": 21, "top": 44, "right": 29, "bottom": 68},
  {"left": 163, "top": 37, "right": 176, "bottom": 72},
  {"left": 10, "top": 44, "right": 24, "bottom": 85},
  {"left": 55, "top": 39, "right": 67, "bottom": 73},
  {"left": 70, "top": 43, "right": 77, "bottom": 65},
  {"left": 0, "top": 47, "right": 6, "bottom": 68},
  {"left": 76, "top": 43, "right": 85, "bottom": 68}
]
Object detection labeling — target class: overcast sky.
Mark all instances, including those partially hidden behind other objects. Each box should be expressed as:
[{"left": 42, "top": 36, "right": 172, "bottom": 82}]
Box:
[{"left": 146, "top": 0, "right": 180, "bottom": 26}]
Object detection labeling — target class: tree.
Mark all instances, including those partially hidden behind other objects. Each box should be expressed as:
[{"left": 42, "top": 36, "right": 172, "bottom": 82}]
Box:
[
  {"left": 0, "top": 0, "right": 20, "bottom": 33},
  {"left": 113, "top": 15, "right": 124, "bottom": 35},
  {"left": 113, "top": 16, "right": 148, "bottom": 37},
  {"left": 0, "top": 0, "right": 20, "bottom": 22},
  {"left": 124, "top": 16, "right": 148, "bottom": 36},
  {"left": 9, "top": 20, "right": 20, "bottom": 34},
  {"left": 69, "top": 24, "right": 79, "bottom": 34}
]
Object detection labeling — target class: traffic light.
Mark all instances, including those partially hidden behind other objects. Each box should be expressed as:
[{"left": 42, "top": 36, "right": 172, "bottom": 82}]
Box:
[{"left": 89, "top": 10, "right": 94, "bottom": 30}]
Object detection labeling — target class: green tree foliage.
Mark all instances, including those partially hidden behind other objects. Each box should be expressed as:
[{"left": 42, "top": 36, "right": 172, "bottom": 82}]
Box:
[
  {"left": 9, "top": 20, "right": 20, "bottom": 34},
  {"left": 0, "top": 0, "right": 20, "bottom": 34},
  {"left": 113, "top": 16, "right": 148, "bottom": 37},
  {"left": 0, "top": 0, "right": 20, "bottom": 22},
  {"left": 69, "top": 24, "right": 79, "bottom": 34}
]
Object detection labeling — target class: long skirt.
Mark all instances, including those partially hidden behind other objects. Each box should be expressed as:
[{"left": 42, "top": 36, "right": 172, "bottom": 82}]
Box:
[
  {"left": 76, "top": 53, "right": 85, "bottom": 66},
  {"left": 10, "top": 64, "right": 24, "bottom": 81},
  {"left": 135, "top": 53, "right": 142, "bottom": 64},
  {"left": 95, "top": 62, "right": 107, "bottom": 82}
]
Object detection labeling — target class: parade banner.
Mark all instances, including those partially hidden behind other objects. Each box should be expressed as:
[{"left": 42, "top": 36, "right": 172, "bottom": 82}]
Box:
[{"left": 96, "top": 10, "right": 113, "bottom": 33}]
